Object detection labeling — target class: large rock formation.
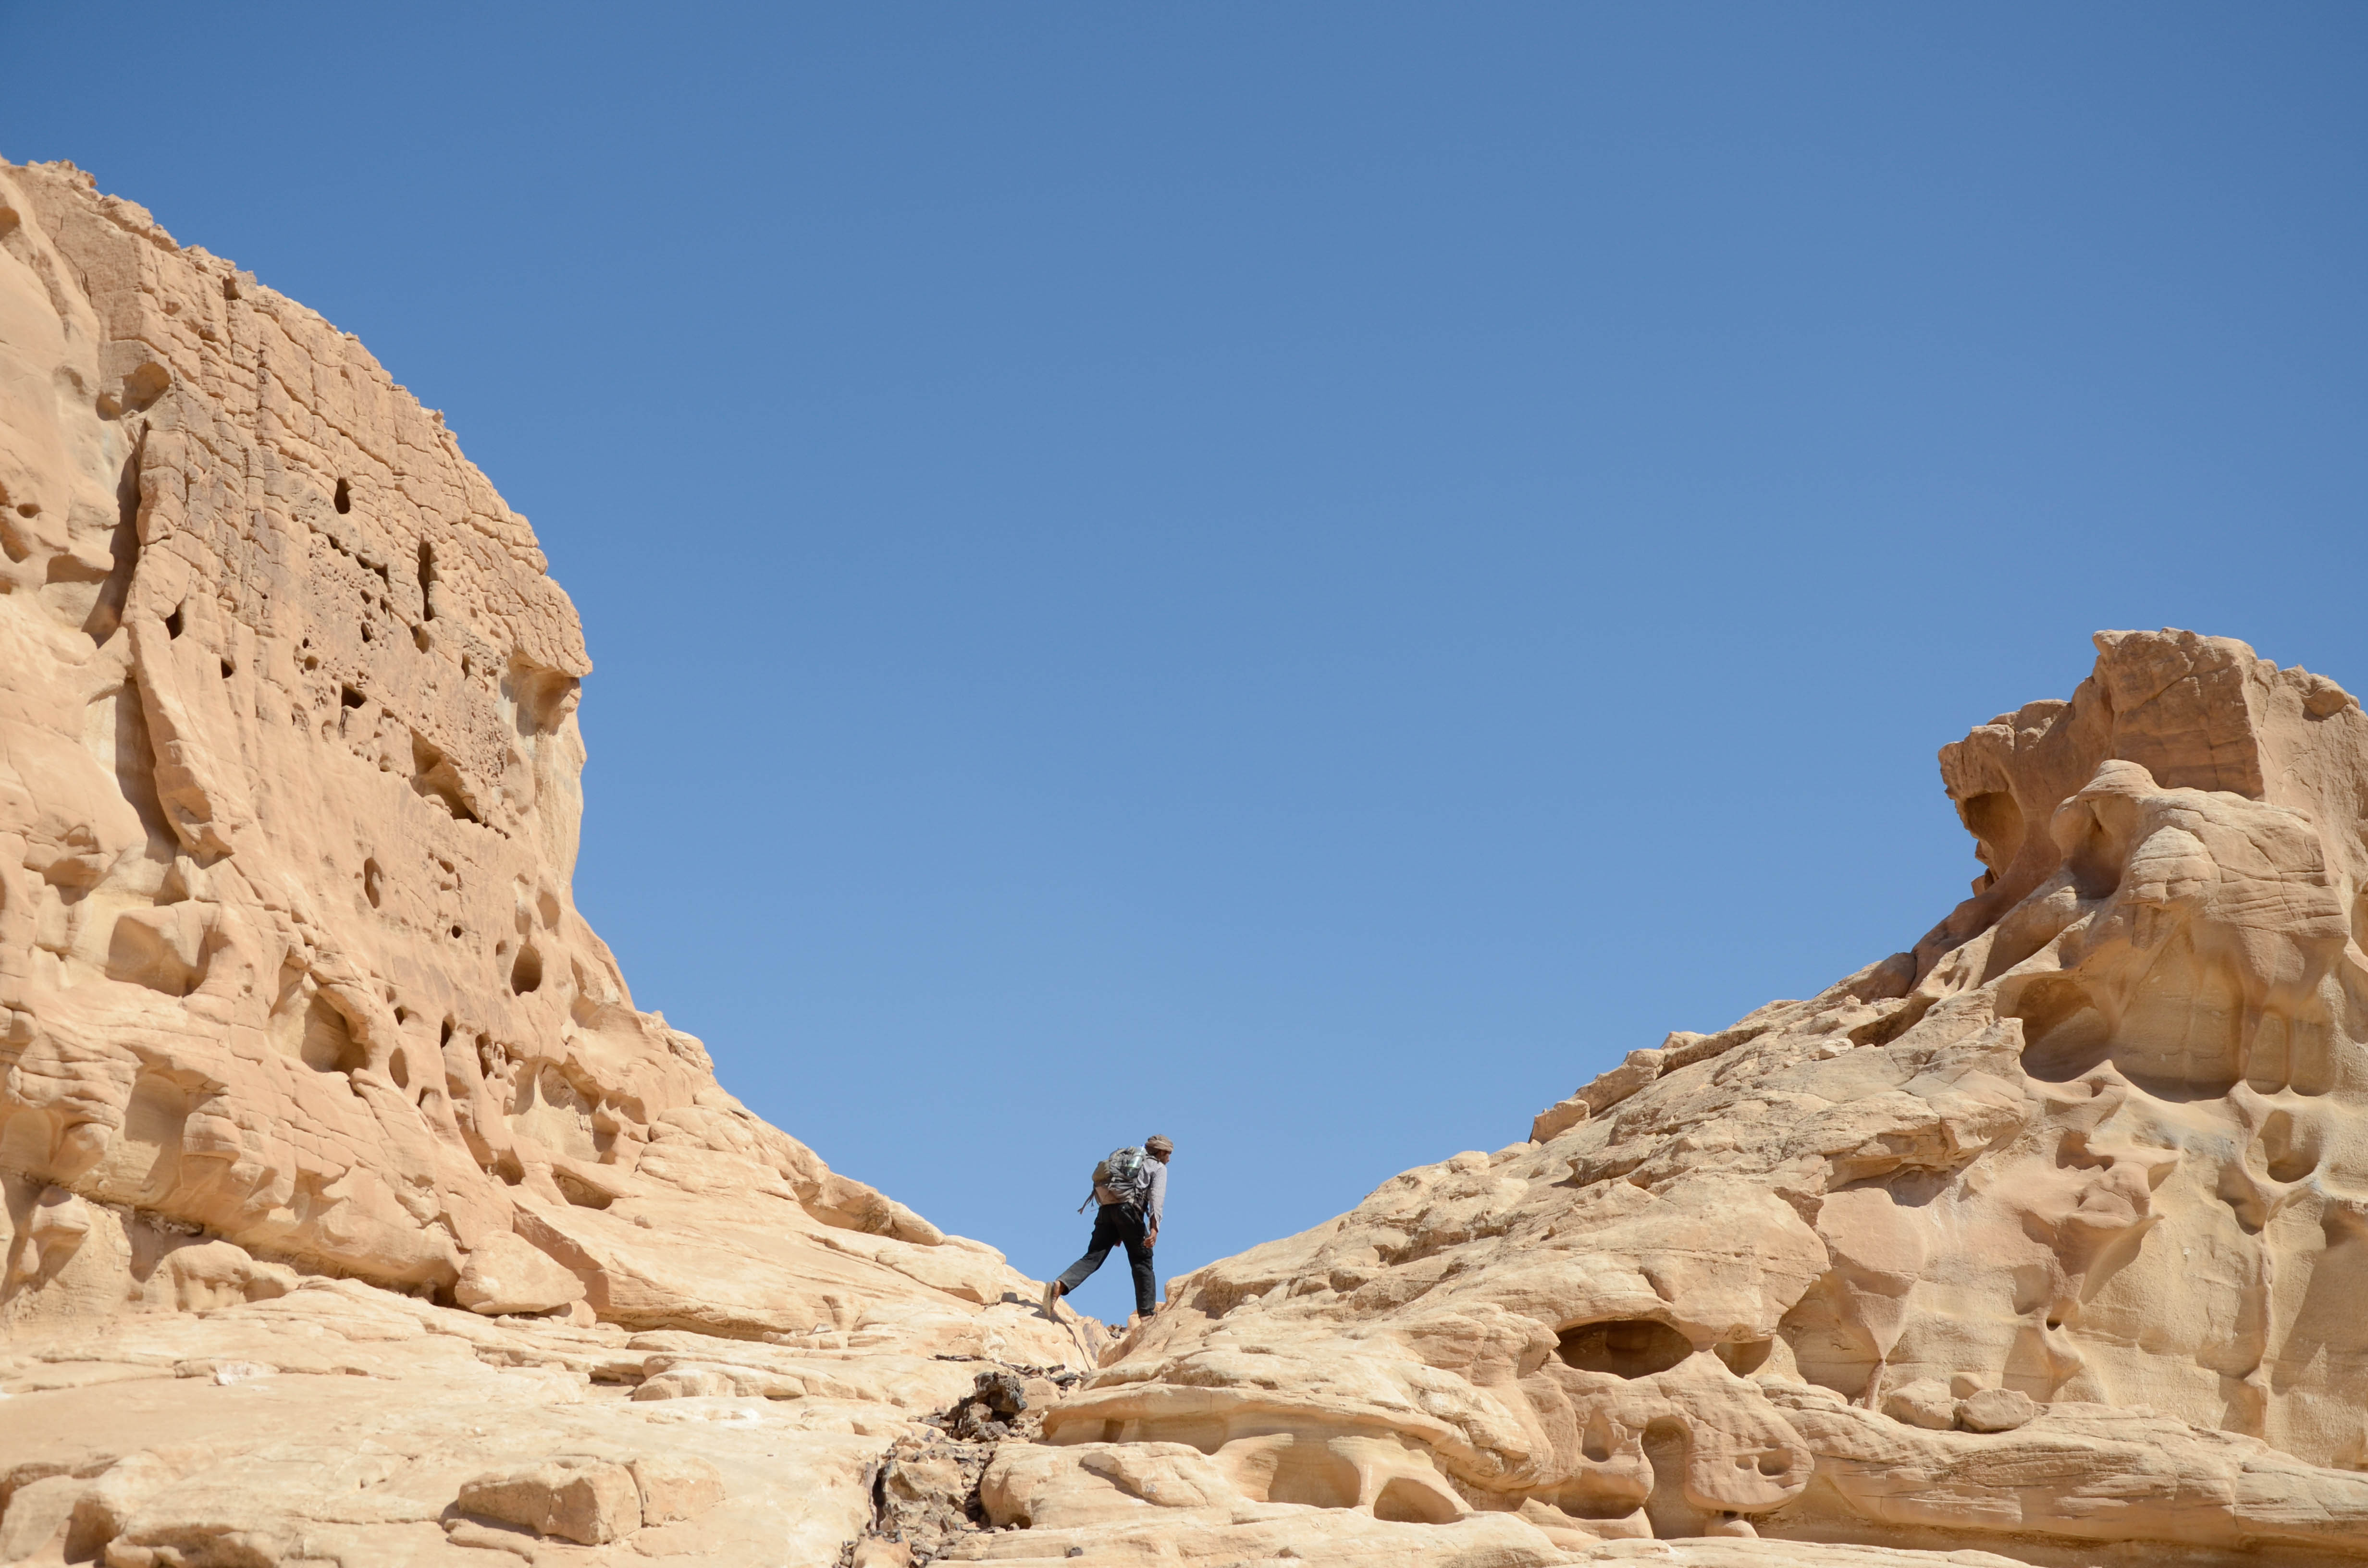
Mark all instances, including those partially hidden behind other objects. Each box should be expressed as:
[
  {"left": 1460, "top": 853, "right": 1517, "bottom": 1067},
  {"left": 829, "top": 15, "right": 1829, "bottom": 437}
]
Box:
[
  {"left": 11, "top": 156, "right": 2368, "bottom": 1568},
  {"left": 998, "top": 629, "right": 2368, "bottom": 1564},
  {"left": 0, "top": 158, "right": 1088, "bottom": 1567}
]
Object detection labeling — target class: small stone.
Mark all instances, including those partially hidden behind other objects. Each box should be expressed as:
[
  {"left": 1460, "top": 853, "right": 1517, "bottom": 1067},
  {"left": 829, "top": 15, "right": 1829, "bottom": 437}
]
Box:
[
  {"left": 458, "top": 1456, "right": 642, "bottom": 1545},
  {"left": 0, "top": 1474, "right": 86, "bottom": 1563},
  {"left": 1957, "top": 1387, "right": 2040, "bottom": 1433},
  {"left": 455, "top": 1234, "right": 588, "bottom": 1316},
  {"left": 1882, "top": 1377, "right": 1959, "bottom": 1430},
  {"left": 972, "top": 1367, "right": 1028, "bottom": 1415}
]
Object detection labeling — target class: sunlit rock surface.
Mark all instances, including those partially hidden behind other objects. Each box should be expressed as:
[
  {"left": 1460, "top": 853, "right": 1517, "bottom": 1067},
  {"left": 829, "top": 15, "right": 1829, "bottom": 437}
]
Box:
[
  {"left": 0, "top": 158, "right": 1086, "bottom": 1567},
  {"left": 10, "top": 152, "right": 2368, "bottom": 1567},
  {"left": 1019, "top": 629, "right": 2368, "bottom": 1567}
]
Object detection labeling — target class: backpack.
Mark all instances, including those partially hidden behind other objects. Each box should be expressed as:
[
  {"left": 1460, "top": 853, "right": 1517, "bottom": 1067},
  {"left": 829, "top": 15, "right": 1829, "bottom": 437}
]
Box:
[{"left": 1080, "top": 1146, "right": 1154, "bottom": 1213}]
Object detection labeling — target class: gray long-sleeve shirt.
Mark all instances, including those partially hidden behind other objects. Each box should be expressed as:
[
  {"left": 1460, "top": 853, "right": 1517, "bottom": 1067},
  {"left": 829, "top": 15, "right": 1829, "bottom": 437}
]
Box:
[{"left": 1143, "top": 1158, "right": 1166, "bottom": 1231}]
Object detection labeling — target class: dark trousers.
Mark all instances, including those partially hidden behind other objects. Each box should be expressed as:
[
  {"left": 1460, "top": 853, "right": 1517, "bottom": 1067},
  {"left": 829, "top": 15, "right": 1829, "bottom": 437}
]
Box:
[{"left": 1055, "top": 1203, "right": 1155, "bottom": 1315}]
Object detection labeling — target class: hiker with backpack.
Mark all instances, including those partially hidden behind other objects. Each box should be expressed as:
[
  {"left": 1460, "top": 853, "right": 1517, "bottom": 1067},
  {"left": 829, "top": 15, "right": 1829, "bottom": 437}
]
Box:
[{"left": 1042, "top": 1135, "right": 1172, "bottom": 1324}]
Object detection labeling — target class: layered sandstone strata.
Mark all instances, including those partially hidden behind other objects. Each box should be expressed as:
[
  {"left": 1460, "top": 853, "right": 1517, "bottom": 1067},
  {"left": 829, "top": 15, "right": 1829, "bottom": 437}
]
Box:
[
  {"left": 12, "top": 154, "right": 2368, "bottom": 1568},
  {"left": 1001, "top": 630, "right": 2368, "bottom": 1566},
  {"left": 0, "top": 158, "right": 1085, "bottom": 1566}
]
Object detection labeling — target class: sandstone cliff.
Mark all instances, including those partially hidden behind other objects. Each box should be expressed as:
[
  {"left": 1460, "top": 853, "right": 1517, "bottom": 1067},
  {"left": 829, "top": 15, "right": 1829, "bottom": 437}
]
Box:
[
  {"left": 9, "top": 156, "right": 2368, "bottom": 1568},
  {"left": 0, "top": 158, "right": 1085, "bottom": 1566},
  {"left": 1012, "top": 629, "right": 2368, "bottom": 1565}
]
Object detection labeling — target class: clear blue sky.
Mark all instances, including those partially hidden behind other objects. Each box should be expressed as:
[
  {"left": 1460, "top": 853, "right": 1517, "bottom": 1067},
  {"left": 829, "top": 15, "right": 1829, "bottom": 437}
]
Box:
[{"left": 8, "top": 4, "right": 2364, "bottom": 1323}]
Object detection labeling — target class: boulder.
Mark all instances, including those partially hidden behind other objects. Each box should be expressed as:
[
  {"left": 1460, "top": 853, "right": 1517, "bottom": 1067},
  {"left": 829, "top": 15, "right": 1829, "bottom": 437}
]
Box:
[
  {"left": 455, "top": 1233, "right": 587, "bottom": 1316},
  {"left": 458, "top": 1456, "right": 642, "bottom": 1545},
  {"left": 630, "top": 1454, "right": 727, "bottom": 1524},
  {"left": 1956, "top": 1386, "right": 2040, "bottom": 1433}
]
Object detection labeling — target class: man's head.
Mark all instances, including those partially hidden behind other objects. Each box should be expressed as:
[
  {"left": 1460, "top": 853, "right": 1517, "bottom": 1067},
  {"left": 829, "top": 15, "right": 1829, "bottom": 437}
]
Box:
[{"left": 1146, "top": 1135, "right": 1174, "bottom": 1163}]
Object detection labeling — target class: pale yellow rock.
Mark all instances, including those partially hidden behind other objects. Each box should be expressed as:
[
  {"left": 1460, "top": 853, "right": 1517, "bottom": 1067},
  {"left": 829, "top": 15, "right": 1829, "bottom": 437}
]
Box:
[
  {"left": 456, "top": 1231, "right": 588, "bottom": 1316},
  {"left": 1879, "top": 1379, "right": 1956, "bottom": 1432},
  {"left": 626, "top": 1452, "right": 725, "bottom": 1525},
  {"left": 1018, "top": 629, "right": 2368, "bottom": 1565},
  {"left": 458, "top": 1455, "right": 642, "bottom": 1545},
  {"left": 0, "top": 158, "right": 1090, "bottom": 1568},
  {"left": 15, "top": 153, "right": 2368, "bottom": 1568},
  {"left": 0, "top": 1471, "right": 83, "bottom": 1561},
  {"left": 1949, "top": 1386, "right": 2035, "bottom": 1434}
]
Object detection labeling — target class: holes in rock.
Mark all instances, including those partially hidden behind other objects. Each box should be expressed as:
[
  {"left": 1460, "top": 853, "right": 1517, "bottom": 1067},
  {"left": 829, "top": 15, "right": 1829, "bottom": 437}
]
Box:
[
  {"left": 1640, "top": 1420, "right": 1712, "bottom": 1540},
  {"left": 504, "top": 659, "right": 580, "bottom": 738},
  {"left": 120, "top": 362, "right": 171, "bottom": 413},
  {"left": 413, "top": 625, "right": 431, "bottom": 652},
  {"left": 553, "top": 1167, "right": 613, "bottom": 1209},
  {"left": 450, "top": 924, "right": 464, "bottom": 939},
  {"left": 164, "top": 604, "right": 185, "bottom": 639},
  {"left": 0, "top": 483, "right": 25, "bottom": 564},
  {"left": 409, "top": 730, "right": 481, "bottom": 823},
  {"left": 87, "top": 1071, "right": 189, "bottom": 1205},
  {"left": 295, "top": 994, "right": 367, "bottom": 1076},
  {"left": 2259, "top": 1110, "right": 2316, "bottom": 1184},
  {"left": 1714, "top": 1337, "right": 1773, "bottom": 1376},
  {"left": 16, "top": 503, "right": 35, "bottom": 518},
  {"left": 220, "top": 659, "right": 234, "bottom": 679},
  {"left": 389, "top": 1048, "right": 410, "bottom": 1090},
  {"left": 2005, "top": 974, "right": 2111, "bottom": 1083},
  {"left": 417, "top": 542, "right": 436, "bottom": 619},
  {"left": 333, "top": 478, "right": 351, "bottom": 514},
  {"left": 1557, "top": 1319, "right": 1695, "bottom": 1378},
  {"left": 440, "top": 1018, "right": 456, "bottom": 1048},
  {"left": 1777, "top": 1275, "right": 1881, "bottom": 1400},
  {"left": 1579, "top": 1422, "right": 1613, "bottom": 1463},
  {"left": 105, "top": 911, "right": 209, "bottom": 997},
  {"left": 340, "top": 686, "right": 366, "bottom": 710},
  {"left": 1372, "top": 1476, "right": 1461, "bottom": 1525},
  {"left": 1959, "top": 791, "right": 2025, "bottom": 888},
  {"left": 303, "top": 654, "right": 320, "bottom": 672},
  {"left": 362, "top": 858, "right": 383, "bottom": 909},
  {"left": 510, "top": 943, "right": 543, "bottom": 995},
  {"left": 1250, "top": 1438, "right": 1362, "bottom": 1509},
  {"left": 2062, "top": 799, "right": 2129, "bottom": 902}
]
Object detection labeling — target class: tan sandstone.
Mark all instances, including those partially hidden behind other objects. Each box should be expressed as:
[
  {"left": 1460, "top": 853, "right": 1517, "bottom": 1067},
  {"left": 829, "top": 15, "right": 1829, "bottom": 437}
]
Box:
[
  {"left": 10, "top": 155, "right": 2368, "bottom": 1568},
  {"left": 1004, "top": 627, "right": 2368, "bottom": 1566},
  {"left": 0, "top": 157, "right": 1095, "bottom": 1568}
]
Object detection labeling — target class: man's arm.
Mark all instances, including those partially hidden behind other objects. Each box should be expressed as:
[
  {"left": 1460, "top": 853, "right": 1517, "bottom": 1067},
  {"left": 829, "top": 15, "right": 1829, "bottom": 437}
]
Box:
[{"left": 1145, "top": 1162, "right": 1166, "bottom": 1242}]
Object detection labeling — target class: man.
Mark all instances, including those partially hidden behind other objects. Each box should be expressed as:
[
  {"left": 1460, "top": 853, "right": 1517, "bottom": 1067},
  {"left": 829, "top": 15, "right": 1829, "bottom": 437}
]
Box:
[{"left": 1043, "top": 1134, "right": 1172, "bottom": 1324}]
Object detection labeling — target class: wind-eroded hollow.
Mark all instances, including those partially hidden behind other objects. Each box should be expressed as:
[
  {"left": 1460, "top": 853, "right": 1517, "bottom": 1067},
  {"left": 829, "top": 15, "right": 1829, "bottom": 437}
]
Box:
[{"left": 1557, "top": 1318, "right": 1695, "bottom": 1377}]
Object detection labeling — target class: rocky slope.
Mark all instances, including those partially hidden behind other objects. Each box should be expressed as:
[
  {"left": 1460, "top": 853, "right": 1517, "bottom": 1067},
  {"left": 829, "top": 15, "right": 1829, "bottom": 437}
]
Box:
[
  {"left": 1010, "top": 629, "right": 2368, "bottom": 1566},
  {"left": 9, "top": 158, "right": 2368, "bottom": 1568},
  {"left": 0, "top": 158, "right": 1089, "bottom": 1567}
]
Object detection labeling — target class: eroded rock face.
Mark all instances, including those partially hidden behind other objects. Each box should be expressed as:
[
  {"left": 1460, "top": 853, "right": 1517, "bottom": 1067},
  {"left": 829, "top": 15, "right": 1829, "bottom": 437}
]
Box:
[
  {"left": 0, "top": 159, "right": 1091, "bottom": 1567},
  {"left": 0, "top": 154, "right": 1022, "bottom": 1331},
  {"left": 1022, "top": 629, "right": 2368, "bottom": 1563},
  {"left": 15, "top": 152, "right": 2368, "bottom": 1568}
]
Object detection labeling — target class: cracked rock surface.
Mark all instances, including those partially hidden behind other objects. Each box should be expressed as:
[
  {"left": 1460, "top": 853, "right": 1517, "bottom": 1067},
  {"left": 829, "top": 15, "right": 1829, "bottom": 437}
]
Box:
[
  {"left": 12, "top": 154, "right": 2368, "bottom": 1568},
  {"left": 0, "top": 157, "right": 1093, "bottom": 1568}
]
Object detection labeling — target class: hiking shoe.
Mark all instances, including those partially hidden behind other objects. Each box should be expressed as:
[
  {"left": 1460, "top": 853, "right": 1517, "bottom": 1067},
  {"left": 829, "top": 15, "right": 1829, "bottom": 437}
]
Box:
[{"left": 1040, "top": 1280, "right": 1061, "bottom": 1320}]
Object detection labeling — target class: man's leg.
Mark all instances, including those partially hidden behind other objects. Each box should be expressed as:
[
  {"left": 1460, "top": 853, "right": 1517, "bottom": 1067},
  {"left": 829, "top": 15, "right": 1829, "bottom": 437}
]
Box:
[
  {"left": 1120, "top": 1213, "right": 1157, "bottom": 1318},
  {"left": 1052, "top": 1206, "right": 1122, "bottom": 1299}
]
